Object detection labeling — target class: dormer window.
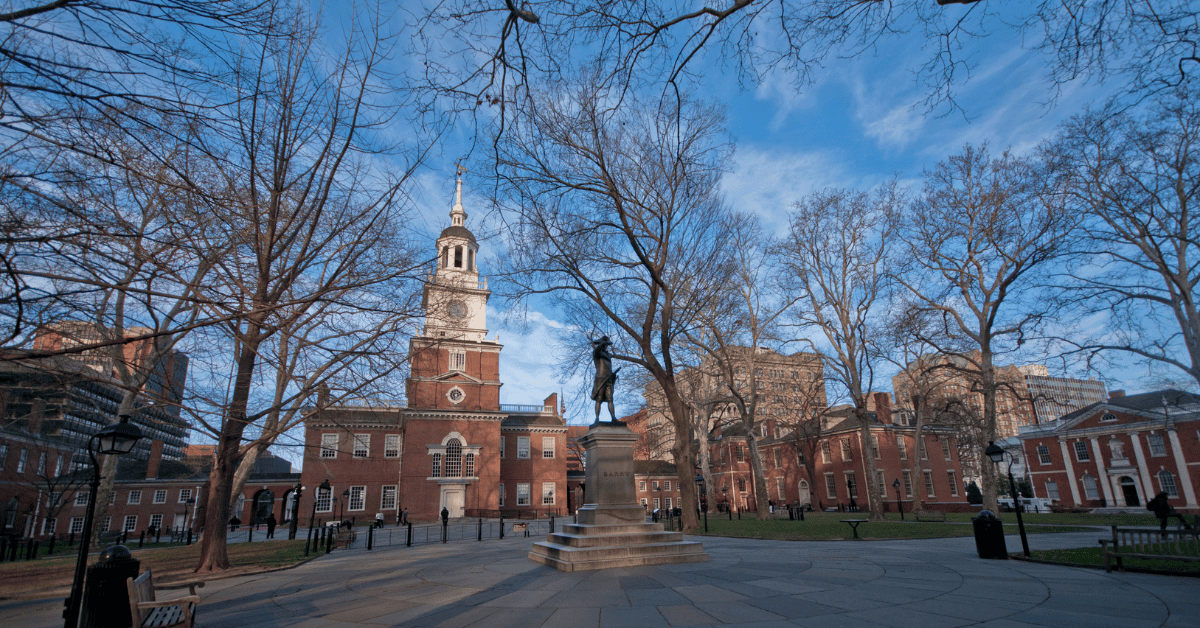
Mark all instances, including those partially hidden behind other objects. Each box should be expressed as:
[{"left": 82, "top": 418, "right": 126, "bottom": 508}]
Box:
[{"left": 1101, "top": 412, "right": 1117, "bottom": 422}]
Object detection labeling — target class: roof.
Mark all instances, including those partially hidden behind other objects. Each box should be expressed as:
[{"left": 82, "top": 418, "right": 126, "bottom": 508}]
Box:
[
  {"left": 1056, "top": 389, "right": 1200, "bottom": 423},
  {"left": 439, "top": 225, "right": 476, "bottom": 243},
  {"left": 501, "top": 414, "right": 565, "bottom": 428}
]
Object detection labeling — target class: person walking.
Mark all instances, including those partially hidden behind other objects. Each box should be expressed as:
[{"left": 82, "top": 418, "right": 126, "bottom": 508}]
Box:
[
  {"left": 1148, "top": 492, "right": 1193, "bottom": 536},
  {"left": 401, "top": 507, "right": 408, "bottom": 525},
  {"left": 265, "top": 513, "right": 277, "bottom": 539},
  {"left": 441, "top": 506, "right": 449, "bottom": 524}
]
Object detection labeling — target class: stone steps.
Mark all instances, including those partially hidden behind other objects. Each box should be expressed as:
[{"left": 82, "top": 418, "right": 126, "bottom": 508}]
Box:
[{"left": 528, "top": 535, "right": 708, "bottom": 572}]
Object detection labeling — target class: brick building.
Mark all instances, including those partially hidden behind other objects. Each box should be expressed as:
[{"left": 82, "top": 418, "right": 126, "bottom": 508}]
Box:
[
  {"left": 1017, "top": 390, "right": 1199, "bottom": 514},
  {"left": 297, "top": 177, "right": 567, "bottom": 524},
  {"left": 708, "top": 393, "right": 973, "bottom": 513},
  {"left": 634, "top": 460, "right": 683, "bottom": 513}
]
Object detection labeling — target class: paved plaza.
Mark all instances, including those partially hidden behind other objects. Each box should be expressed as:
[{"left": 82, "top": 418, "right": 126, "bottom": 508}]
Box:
[{"left": 2, "top": 529, "right": 1197, "bottom": 628}]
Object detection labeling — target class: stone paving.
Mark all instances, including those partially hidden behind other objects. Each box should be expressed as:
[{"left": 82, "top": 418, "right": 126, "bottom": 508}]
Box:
[{"left": 2, "top": 529, "right": 1197, "bottom": 628}]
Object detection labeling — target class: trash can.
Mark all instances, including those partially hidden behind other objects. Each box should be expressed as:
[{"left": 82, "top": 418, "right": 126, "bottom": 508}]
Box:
[
  {"left": 972, "top": 510, "right": 1008, "bottom": 559},
  {"left": 80, "top": 544, "right": 141, "bottom": 628}
]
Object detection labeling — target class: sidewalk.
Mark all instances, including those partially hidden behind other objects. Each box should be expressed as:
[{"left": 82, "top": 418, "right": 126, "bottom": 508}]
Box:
[{"left": 3, "top": 529, "right": 1195, "bottom": 627}]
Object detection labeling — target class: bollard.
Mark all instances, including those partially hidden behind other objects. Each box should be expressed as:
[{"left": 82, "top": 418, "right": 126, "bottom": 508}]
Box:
[
  {"left": 478, "top": 518, "right": 483, "bottom": 541},
  {"left": 789, "top": 507, "right": 794, "bottom": 521},
  {"left": 27, "top": 540, "right": 38, "bottom": 560},
  {"left": 499, "top": 517, "right": 504, "bottom": 539},
  {"left": 186, "top": 527, "right": 192, "bottom": 546},
  {"left": 800, "top": 507, "right": 805, "bottom": 521},
  {"left": 367, "top": 525, "right": 374, "bottom": 550},
  {"left": 737, "top": 509, "right": 741, "bottom": 520},
  {"left": 406, "top": 521, "right": 412, "bottom": 547},
  {"left": 248, "top": 528, "right": 253, "bottom": 543},
  {"left": 728, "top": 508, "right": 732, "bottom": 521},
  {"left": 304, "top": 526, "right": 313, "bottom": 556},
  {"left": 138, "top": 531, "right": 145, "bottom": 548},
  {"left": 441, "top": 519, "right": 447, "bottom": 544},
  {"left": 69, "top": 531, "right": 75, "bottom": 547},
  {"left": 326, "top": 528, "right": 333, "bottom": 554},
  {"left": 47, "top": 535, "right": 55, "bottom": 555},
  {"left": 156, "top": 527, "right": 162, "bottom": 543}
]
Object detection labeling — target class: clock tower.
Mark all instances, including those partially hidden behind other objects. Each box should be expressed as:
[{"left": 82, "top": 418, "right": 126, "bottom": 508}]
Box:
[{"left": 406, "top": 174, "right": 503, "bottom": 411}]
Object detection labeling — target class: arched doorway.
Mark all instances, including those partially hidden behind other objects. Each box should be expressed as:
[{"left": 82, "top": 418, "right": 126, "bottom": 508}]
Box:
[
  {"left": 1119, "top": 476, "right": 1140, "bottom": 507},
  {"left": 252, "top": 489, "right": 275, "bottom": 524},
  {"left": 798, "top": 480, "right": 810, "bottom": 507}
]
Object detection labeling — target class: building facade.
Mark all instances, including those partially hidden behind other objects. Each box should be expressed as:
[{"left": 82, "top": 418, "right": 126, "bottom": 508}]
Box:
[
  {"left": 1017, "top": 390, "right": 1199, "bottom": 514},
  {"left": 1018, "top": 365, "right": 1109, "bottom": 424},
  {"left": 297, "top": 177, "right": 567, "bottom": 524}
]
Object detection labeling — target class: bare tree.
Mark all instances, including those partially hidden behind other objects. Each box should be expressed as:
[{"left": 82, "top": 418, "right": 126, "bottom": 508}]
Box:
[
  {"left": 492, "top": 78, "right": 734, "bottom": 531},
  {"left": 889, "top": 144, "right": 1072, "bottom": 512},
  {"left": 1047, "top": 88, "right": 1200, "bottom": 388},
  {"left": 780, "top": 185, "right": 898, "bottom": 520}
]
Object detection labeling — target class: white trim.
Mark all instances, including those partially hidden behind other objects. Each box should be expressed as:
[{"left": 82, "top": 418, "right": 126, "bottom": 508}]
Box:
[
  {"left": 1167, "top": 428, "right": 1198, "bottom": 507},
  {"left": 1090, "top": 437, "right": 1114, "bottom": 504},
  {"left": 1058, "top": 439, "right": 1082, "bottom": 505}
]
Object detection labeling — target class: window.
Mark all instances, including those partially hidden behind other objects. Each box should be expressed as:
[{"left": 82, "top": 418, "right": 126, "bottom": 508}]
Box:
[
  {"left": 821, "top": 442, "right": 832, "bottom": 463},
  {"left": 542, "top": 482, "right": 555, "bottom": 505},
  {"left": 353, "top": 434, "right": 370, "bottom": 458},
  {"left": 902, "top": 470, "right": 913, "bottom": 498},
  {"left": 321, "top": 433, "right": 338, "bottom": 458},
  {"left": 42, "top": 518, "right": 55, "bottom": 535},
  {"left": 431, "top": 453, "right": 442, "bottom": 477},
  {"left": 75, "top": 492, "right": 89, "bottom": 506},
  {"left": 1147, "top": 434, "right": 1167, "bottom": 457},
  {"left": 109, "top": 492, "right": 115, "bottom": 505},
  {"left": 640, "top": 498, "right": 648, "bottom": 507},
  {"left": 1158, "top": 470, "right": 1179, "bottom": 498},
  {"left": 542, "top": 437, "right": 556, "bottom": 458},
  {"left": 179, "top": 488, "right": 192, "bottom": 504},
  {"left": 37, "top": 451, "right": 46, "bottom": 475},
  {"left": 639, "top": 481, "right": 647, "bottom": 491},
  {"left": 939, "top": 439, "right": 951, "bottom": 461},
  {"left": 923, "top": 470, "right": 935, "bottom": 498},
  {"left": 385, "top": 434, "right": 400, "bottom": 458},
  {"left": 664, "top": 481, "right": 671, "bottom": 491},
  {"left": 825, "top": 473, "right": 838, "bottom": 499},
  {"left": 1045, "top": 481, "right": 1060, "bottom": 501},
  {"left": 738, "top": 478, "right": 747, "bottom": 492},
  {"left": 153, "top": 490, "right": 167, "bottom": 504},
  {"left": 381, "top": 485, "right": 397, "bottom": 510},
  {"left": 896, "top": 436, "right": 907, "bottom": 460},
  {"left": 1082, "top": 474, "right": 1100, "bottom": 500},
  {"left": 721, "top": 448, "right": 728, "bottom": 464},
  {"left": 147, "top": 514, "right": 163, "bottom": 531},
  {"left": 1037, "top": 444, "right": 1052, "bottom": 464},
  {"left": 348, "top": 486, "right": 365, "bottom": 511},
  {"left": 947, "top": 472, "right": 959, "bottom": 497},
  {"left": 70, "top": 517, "right": 84, "bottom": 534},
  {"left": 54, "top": 454, "right": 63, "bottom": 476},
  {"left": 652, "top": 480, "right": 659, "bottom": 491},
  {"left": 103, "top": 516, "right": 111, "bottom": 531},
  {"left": 517, "top": 436, "right": 530, "bottom": 459},
  {"left": 1101, "top": 412, "right": 1117, "bottom": 422},
  {"left": 128, "top": 490, "right": 142, "bottom": 505},
  {"left": 875, "top": 470, "right": 885, "bottom": 496},
  {"left": 315, "top": 486, "right": 332, "bottom": 513},
  {"left": 18, "top": 448, "right": 27, "bottom": 473},
  {"left": 665, "top": 498, "right": 673, "bottom": 509},
  {"left": 869, "top": 436, "right": 880, "bottom": 460},
  {"left": 1073, "top": 441, "right": 1090, "bottom": 462},
  {"left": 918, "top": 439, "right": 928, "bottom": 460},
  {"left": 653, "top": 498, "right": 661, "bottom": 509},
  {"left": 777, "top": 477, "right": 786, "bottom": 500},
  {"left": 773, "top": 448, "right": 782, "bottom": 469},
  {"left": 465, "top": 453, "right": 475, "bottom": 477},
  {"left": 845, "top": 472, "right": 858, "bottom": 499},
  {"left": 445, "top": 439, "right": 463, "bottom": 477},
  {"left": 517, "top": 483, "right": 531, "bottom": 506},
  {"left": 841, "top": 439, "right": 853, "bottom": 462},
  {"left": 499, "top": 435, "right": 505, "bottom": 458},
  {"left": 736, "top": 445, "right": 745, "bottom": 463},
  {"left": 450, "top": 350, "right": 466, "bottom": 371},
  {"left": 123, "top": 515, "right": 138, "bottom": 532},
  {"left": 0, "top": 443, "right": 5, "bottom": 468},
  {"left": 498, "top": 483, "right": 505, "bottom": 507}
]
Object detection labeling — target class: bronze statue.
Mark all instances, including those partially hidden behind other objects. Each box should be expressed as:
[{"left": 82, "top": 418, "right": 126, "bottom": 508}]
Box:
[{"left": 591, "top": 336, "right": 621, "bottom": 424}]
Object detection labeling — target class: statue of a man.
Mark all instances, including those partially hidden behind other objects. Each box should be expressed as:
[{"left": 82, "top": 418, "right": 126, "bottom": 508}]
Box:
[{"left": 591, "top": 336, "right": 621, "bottom": 424}]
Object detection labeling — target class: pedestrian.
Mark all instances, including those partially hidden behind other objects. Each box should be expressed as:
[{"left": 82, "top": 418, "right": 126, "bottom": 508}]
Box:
[
  {"left": 441, "top": 506, "right": 449, "bottom": 524},
  {"left": 265, "top": 513, "right": 277, "bottom": 539},
  {"left": 374, "top": 512, "right": 385, "bottom": 529},
  {"left": 1148, "top": 491, "right": 1193, "bottom": 536},
  {"left": 229, "top": 516, "right": 240, "bottom": 531},
  {"left": 402, "top": 507, "right": 408, "bottom": 525},
  {"left": 849, "top": 497, "right": 858, "bottom": 513}
]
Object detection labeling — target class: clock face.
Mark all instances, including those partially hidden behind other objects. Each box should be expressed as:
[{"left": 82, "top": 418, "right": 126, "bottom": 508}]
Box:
[{"left": 447, "top": 300, "right": 468, "bottom": 321}]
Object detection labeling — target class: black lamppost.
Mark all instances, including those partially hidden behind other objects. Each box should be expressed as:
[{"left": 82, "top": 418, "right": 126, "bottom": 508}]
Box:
[
  {"left": 63, "top": 414, "right": 143, "bottom": 628},
  {"left": 985, "top": 441, "right": 1029, "bottom": 557},
  {"left": 184, "top": 497, "right": 195, "bottom": 533},
  {"left": 694, "top": 474, "right": 707, "bottom": 533},
  {"left": 288, "top": 483, "right": 302, "bottom": 540},
  {"left": 893, "top": 478, "right": 904, "bottom": 521},
  {"left": 340, "top": 489, "right": 349, "bottom": 522}
]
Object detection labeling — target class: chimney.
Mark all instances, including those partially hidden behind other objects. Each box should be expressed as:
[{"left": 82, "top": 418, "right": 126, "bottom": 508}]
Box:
[
  {"left": 318, "top": 384, "right": 330, "bottom": 407},
  {"left": 28, "top": 398, "right": 45, "bottom": 435},
  {"left": 873, "top": 392, "right": 892, "bottom": 424},
  {"left": 1109, "top": 390, "right": 1126, "bottom": 400},
  {"left": 544, "top": 392, "right": 558, "bottom": 415},
  {"left": 146, "top": 439, "right": 164, "bottom": 480}
]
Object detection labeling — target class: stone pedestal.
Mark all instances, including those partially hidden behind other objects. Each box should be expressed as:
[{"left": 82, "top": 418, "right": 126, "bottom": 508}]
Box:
[{"left": 529, "top": 423, "right": 708, "bottom": 571}]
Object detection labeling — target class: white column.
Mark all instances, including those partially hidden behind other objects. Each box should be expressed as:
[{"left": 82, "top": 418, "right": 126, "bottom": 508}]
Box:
[
  {"left": 1090, "top": 438, "right": 1115, "bottom": 504},
  {"left": 1167, "top": 429, "right": 1198, "bottom": 508},
  {"left": 1059, "top": 439, "right": 1082, "bottom": 505},
  {"left": 1129, "top": 432, "right": 1156, "bottom": 499}
]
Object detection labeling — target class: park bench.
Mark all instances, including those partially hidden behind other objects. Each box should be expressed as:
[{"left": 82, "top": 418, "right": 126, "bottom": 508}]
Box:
[
  {"left": 913, "top": 510, "right": 947, "bottom": 522},
  {"left": 126, "top": 569, "right": 204, "bottom": 628},
  {"left": 1098, "top": 525, "right": 1200, "bottom": 573}
]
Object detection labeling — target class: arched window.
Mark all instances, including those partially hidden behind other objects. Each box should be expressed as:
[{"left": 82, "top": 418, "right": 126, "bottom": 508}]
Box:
[
  {"left": 464, "top": 453, "right": 475, "bottom": 477},
  {"left": 1158, "top": 470, "right": 1179, "bottom": 498},
  {"left": 445, "top": 439, "right": 463, "bottom": 477},
  {"left": 431, "top": 453, "right": 442, "bottom": 478},
  {"left": 468, "top": 249, "right": 475, "bottom": 271},
  {"left": 441, "top": 246, "right": 448, "bottom": 268},
  {"left": 454, "top": 246, "right": 463, "bottom": 268},
  {"left": 1081, "top": 473, "right": 1099, "bottom": 500}
]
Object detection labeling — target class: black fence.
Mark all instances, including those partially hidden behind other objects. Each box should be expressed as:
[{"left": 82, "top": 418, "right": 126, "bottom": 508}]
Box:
[
  {"left": 354, "top": 517, "right": 557, "bottom": 551},
  {"left": 464, "top": 508, "right": 561, "bottom": 520}
]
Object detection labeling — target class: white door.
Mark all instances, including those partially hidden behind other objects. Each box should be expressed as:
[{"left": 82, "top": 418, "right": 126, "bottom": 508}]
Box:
[
  {"left": 172, "top": 513, "right": 185, "bottom": 530},
  {"left": 798, "top": 480, "right": 810, "bottom": 506},
  {"left": 440, "top": 486, "right": 465, "bottom": 518}
]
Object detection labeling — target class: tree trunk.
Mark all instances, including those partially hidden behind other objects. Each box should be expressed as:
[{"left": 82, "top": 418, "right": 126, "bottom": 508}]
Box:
[
  {"left": 857, "top": 412, "right": 885, "bottom": 521},
  {"left": 658, "top": 375, "right": 700, "bottom": 531},
  {"left": 744, "top": 431, "right": 771, "bottom": 519},
  {"left": 979, "top": 349, "right": 1000, "bottom": 513}
]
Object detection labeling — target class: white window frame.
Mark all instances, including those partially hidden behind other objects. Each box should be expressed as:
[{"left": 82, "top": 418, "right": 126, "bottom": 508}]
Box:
[
  {"left": 348, "top": 486, "right": 366, "bottom": 511},
  {"left": 1158, "top": 470, "right": 1179, "bottom": 498},
  {"left": 1073, "top": 441, "right": 1090, "bottom": 462},
  {"left": 825, "top": 472, "right": 837, "bottom": 499},
  {"left": 923, "top": 470, "right": 935, "bottom": 498},
  {"left": 449, "top": 349, "right": 467, "bottom": 371},
  {"left": 902, "top": 470, "right": 913, "bottom": 498},
  {"left": 897, "top": 436, "right": 907, "bottom": 460},
  {"left": 841, "top": 439, "right": 852, "bottom": 462},
  {"left": 179, "top": 488, "right": 192, "bottom": 504},
  {"left": 517, "top": 436, "right": 530, "bottom": 459},
  {"left": 149, "top": 514, "right": 163, "bottom": 530},
  {"left": 845, "top": 472, "right": 858, "bottom": 499},
  {"left": 653, "top": 498, "right": 660, "bottom": 509},
  {"left": 1037, "top": 444, "right": 1052, "bottom": 464},
  {"left": 385, "top": 434, "right": 401, "bottom": 458},
  {"left": 70, "top": 517, "right": 85, "bottom": 534},
  {"left": 1082, "top": 474, "right": 1100, "bottom": 500},
  {"left": 75, "top": 492, "right": 89, "bottom": 506},
  {"left": 1147, "top": 433, "right": 1167, "bottom": 457},
  {"left": 103, "top": 516, "right": 111, "bottom": 531},
  {"left": 664, "top": 481, "right": 671, "bottom": 491},
  {"left": 542, "top": 437, "right": 556, "bottom": 458},
  {"left": 516, "top": 483, "right": 531, "bottom": 506},
  {"left": 542, "top": 482, "right": 555, "bottom": 505},
  {"left": 777, "top": 476, "right": 786, "bottom": 500},
  {"left": 321, "top": 433, "right": 339, "bottom": 459},
  {"left": 773, "top": 448, "right": 782, "bottom": 468},
  {"left": 736, "top": 445, "right": 745, "bottom": 463},
  {"left": 381, "top": 485, "right": 397, "bottom": 510},
  {"left": 128, "top": 490, "right": 142, "bottom": 505},
  {"left": 498, "top": 483, "right": 505, "bottom": 507},
  {"left": 315, "top": 486, "right": 333, "bottom": 513},
  {"left": 941, "top": 439, "right": 952, "bottom": 461},
  {"left": 123, "top": 515, "right": 138, "bottom": 532},
  {"left": 1045, "top": 480, "right": 1060, "bottom": 501},
  {"left": 665, "top": 497, "right": 673, "bottom": 509},
  {"left": 639, "top": 481, "right": 646, "bottom": 491},
  {"left": 153, "top": 490, "right": 167, "bottom": 504},
  {"left": 17, "top": 448, "right": 26, "bottom": 473},
  {"left": 947, "top": 471, "right": 959, "bottom": 497},
  {"left": 499, "top": 435, "right": 505, "bottom": 458},
  {"left": 353, "top": 434, "right": 370, "bottom": 459}
]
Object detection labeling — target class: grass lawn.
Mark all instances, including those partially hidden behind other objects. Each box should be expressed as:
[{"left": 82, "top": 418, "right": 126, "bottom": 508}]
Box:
[
  {"left": 687, "top": 512, "right": 1095, "bottom": 541},
  {"left": 1027, "top": 546, "right": 1200, "bottom": 575},
  {"left": 0, "top": 540, "right": 310, "bottom": 600}
]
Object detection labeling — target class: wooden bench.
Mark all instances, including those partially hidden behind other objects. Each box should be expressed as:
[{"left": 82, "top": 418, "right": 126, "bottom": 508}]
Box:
[
  {"left": 126, "top": 569, "right": 204, "bottom": 628},
  {"left": 1098, "top": 525, "right": 1200, "bottom": 573},
  {"left": 913, "top": 509, "right": 947, "bottom": 522}
]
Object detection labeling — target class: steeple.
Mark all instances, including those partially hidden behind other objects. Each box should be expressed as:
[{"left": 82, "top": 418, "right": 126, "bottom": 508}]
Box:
[{"left": 450, "top": 165, "right": 467, "bottom": 227}]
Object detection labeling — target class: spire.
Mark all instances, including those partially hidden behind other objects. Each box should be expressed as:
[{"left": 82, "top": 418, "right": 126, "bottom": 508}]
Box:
[{"left": 451, "top": 165, "right": 468, "bottom": 227}]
